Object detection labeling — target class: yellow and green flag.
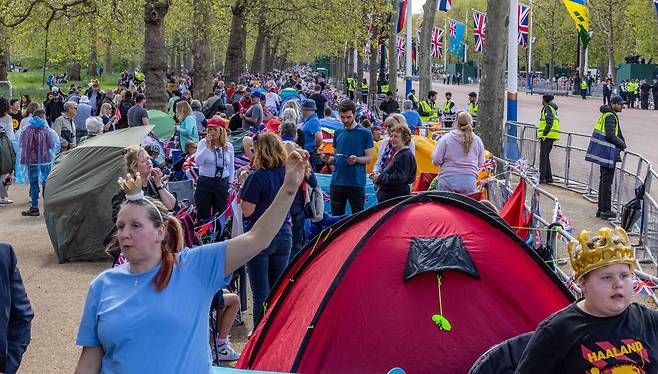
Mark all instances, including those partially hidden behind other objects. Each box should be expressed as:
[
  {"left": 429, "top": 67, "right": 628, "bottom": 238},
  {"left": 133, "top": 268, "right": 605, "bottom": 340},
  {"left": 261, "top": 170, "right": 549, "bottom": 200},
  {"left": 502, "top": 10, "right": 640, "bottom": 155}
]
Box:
[{"left": 562, "top": 0, "right": 590, "bottom": 48}]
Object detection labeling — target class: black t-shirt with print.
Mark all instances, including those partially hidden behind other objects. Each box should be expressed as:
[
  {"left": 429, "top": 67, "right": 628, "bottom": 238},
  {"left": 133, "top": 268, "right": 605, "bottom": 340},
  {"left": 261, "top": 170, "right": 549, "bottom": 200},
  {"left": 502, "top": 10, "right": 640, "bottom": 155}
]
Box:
[
  {"left": 10, "top": 112, "right": 22, "bottom": 130},
  {"left": 516, "top": 302, "right": 658, "bottom": 373}
]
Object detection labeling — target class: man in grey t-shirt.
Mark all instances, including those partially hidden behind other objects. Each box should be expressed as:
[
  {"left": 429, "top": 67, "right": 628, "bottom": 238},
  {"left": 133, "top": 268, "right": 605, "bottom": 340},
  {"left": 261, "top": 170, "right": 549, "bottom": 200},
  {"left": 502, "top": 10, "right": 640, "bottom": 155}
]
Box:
[
  {"left": 241, "top": 92, "right": 263, "bottom": 130},
  {"left": 127, "top": 93, "right": 149, "bottom": 127}
]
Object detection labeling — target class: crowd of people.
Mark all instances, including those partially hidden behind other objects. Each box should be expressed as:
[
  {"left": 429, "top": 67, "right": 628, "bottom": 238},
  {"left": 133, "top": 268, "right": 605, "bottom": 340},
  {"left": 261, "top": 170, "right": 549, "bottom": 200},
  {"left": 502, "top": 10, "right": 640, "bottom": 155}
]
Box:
[{"left": 1, "top": 63, "right": 658, "bottom": 373}]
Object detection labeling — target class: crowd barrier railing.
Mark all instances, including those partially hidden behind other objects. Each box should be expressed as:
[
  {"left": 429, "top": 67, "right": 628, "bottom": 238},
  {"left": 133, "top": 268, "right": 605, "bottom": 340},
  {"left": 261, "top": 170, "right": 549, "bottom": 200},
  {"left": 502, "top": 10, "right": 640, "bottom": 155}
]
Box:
[{"left": 502, "top": 121, "right": 658, "bottom": 276}]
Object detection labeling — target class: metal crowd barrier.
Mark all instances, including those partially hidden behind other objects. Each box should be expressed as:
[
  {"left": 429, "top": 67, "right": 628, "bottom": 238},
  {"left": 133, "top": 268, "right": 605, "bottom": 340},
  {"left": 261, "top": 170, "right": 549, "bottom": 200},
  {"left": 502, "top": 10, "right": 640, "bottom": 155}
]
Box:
[{"left": 502, "top": 121, "right": 658, "bottom": 275}]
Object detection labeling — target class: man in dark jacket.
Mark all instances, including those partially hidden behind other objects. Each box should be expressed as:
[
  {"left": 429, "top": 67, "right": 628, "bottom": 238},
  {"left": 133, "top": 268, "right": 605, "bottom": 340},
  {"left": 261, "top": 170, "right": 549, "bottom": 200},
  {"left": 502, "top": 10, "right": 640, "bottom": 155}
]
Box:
[
  {"left": 652, "top": 79, "right": 658, "bottom": 110},
  {"left": 379, "top": 91, "right": 399, "bottom": 120},
  {"left": 594, "top": 96, "right": 626, "bottom": 220},
  {"left": 640, "top": 80, "right": 651, "bottom": 110},
  {"left": 43, "top": 93, "right": 64, "bottom": 125},
  {"left": 0, "top": 243, "right": 33, "bottom": 374}
]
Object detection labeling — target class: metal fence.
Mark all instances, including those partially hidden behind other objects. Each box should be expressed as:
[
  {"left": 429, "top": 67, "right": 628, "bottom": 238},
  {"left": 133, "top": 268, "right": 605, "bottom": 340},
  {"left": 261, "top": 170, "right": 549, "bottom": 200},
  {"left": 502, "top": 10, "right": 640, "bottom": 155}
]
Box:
[{"left": 503, "top": 121, "right": 658, "bottom": 276}]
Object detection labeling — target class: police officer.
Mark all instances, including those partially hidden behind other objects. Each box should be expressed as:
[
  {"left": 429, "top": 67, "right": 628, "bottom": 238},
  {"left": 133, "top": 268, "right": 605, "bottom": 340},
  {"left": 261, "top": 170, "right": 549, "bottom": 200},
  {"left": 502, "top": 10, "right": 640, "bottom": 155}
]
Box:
[
  {"left": 346, "top": 74, "right": 356, "bottom": 101},
  {"left": 407, "top": 89, "right": 419, "bottom": 110},
  {"left": 585, "top": 95, "right": 626, "bottom": 220},
  {"left": 361, "top": 78, "right": 368, "bottom": 104},
  {"left": 538, "top": 94, "right": 560, "bottom": 184},
  {"left": 418, "top": 90, "right": 439, "bottom": 123},
  {"left": 441, "top": 92, "right": 456, "bottom": 128},
  {"left": 467, "top": 92, "right": 479, "bottom": 124},
  {"left": 580, "top": 78, "right": 588, "bottom": 99}
]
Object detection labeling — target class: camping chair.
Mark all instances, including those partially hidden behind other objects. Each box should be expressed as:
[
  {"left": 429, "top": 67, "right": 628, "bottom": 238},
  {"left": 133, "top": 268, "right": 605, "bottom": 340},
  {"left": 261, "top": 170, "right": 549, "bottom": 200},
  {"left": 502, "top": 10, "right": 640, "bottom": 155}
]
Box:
[
  {"left": 167, "top": 179, "right": 195, "bottom": 206},
  {"left": 468, "top": 332, "right": 534, "bottom": 374},
  {"left": 170, "top": 150, "right": 185, "bottom": 181}
]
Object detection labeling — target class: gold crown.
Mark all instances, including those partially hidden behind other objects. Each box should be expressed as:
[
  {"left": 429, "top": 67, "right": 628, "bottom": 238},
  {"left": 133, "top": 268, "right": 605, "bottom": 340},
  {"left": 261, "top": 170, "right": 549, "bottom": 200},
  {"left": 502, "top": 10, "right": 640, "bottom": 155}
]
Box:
[
  {"left": 117, "top": 173, "right": 144, "bottom": 201},
  {"left": 568, "top": 227, "right": 635, "bottom": 279}
]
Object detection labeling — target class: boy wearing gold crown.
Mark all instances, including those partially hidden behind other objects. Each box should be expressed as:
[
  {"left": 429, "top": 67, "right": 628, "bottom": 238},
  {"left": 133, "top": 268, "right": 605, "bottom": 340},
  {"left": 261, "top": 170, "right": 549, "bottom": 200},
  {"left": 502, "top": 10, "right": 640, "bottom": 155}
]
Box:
[{"left": 516, "top": 227, "right": 658, "bottom": 373}]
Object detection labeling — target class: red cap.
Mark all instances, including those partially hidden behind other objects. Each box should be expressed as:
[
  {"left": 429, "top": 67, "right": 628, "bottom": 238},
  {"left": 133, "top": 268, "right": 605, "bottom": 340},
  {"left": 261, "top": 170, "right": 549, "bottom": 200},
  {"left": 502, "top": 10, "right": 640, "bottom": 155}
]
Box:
[{"left": 207, "top": 117, "right": 227, "bottom": 128}]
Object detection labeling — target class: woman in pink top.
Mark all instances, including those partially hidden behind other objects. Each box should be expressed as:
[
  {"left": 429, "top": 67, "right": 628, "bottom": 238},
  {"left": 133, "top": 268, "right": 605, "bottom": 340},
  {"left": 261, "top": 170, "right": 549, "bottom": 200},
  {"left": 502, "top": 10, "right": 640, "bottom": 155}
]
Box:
[{"left": 431, "top": 112, "right": 485, "bottom": 195}]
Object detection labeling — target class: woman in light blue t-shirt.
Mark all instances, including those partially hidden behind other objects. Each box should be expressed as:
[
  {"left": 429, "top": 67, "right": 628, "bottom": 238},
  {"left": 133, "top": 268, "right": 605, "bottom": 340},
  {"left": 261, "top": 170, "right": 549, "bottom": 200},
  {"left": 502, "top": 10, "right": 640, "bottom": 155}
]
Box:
[
  {"left": 74, "top": 149, "right": 310, "bottom": 374},
  {"left": 175, "top": 100, "right": 199, "bottom": 151}
]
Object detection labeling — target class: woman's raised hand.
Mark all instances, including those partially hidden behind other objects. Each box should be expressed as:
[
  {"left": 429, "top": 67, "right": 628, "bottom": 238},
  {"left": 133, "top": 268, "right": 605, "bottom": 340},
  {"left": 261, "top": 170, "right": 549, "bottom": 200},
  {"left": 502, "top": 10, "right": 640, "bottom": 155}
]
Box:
[{"left": 284, "top": 149, "right": 309, "bottom": 190}]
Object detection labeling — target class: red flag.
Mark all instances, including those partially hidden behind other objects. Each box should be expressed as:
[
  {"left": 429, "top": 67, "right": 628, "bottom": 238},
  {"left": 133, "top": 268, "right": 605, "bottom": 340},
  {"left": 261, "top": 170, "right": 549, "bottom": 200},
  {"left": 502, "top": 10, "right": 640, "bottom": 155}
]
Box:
[{"left": 500, "top": 178, "right": 533, "bottom": 240}]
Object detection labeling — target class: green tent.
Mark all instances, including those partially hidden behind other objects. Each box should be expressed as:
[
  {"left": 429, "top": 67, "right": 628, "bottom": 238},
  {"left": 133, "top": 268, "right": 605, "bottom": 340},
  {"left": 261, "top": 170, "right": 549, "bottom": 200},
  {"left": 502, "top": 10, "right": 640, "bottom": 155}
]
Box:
[
  {"left": 148, "top": 109, "right": 175, "bottom": 140},
  {"left": 44, "top": 126, "right": 154, "bottom": 263}
]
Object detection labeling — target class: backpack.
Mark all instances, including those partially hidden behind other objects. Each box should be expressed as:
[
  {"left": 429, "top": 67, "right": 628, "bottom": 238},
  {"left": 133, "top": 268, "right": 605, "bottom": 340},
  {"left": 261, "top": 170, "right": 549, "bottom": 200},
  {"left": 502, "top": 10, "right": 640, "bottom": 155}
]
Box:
[
  {"left": 0, "top": 128, "right": 16, "bottom": 175},
  {"left": 303, "top": 178, "right": 324, "bottom": 222}
]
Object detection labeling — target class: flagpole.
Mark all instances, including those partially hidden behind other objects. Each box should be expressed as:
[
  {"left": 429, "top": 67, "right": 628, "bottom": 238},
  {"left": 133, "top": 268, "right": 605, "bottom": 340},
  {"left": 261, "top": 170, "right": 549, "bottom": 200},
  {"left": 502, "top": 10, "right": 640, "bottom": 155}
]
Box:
[
  {"left": 444, "top": 18, "right": 448, "bottom": 73},
  {"left": 507, "top": 0, "right": 520, "bottom": 159},
  {"left": 405, "top": 0, "right": 412, "bottom": 97}
]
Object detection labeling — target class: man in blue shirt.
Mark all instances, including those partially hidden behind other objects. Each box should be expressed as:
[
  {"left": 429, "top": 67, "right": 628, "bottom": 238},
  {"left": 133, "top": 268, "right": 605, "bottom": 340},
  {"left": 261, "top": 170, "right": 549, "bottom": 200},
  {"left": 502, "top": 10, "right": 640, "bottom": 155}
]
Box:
[
  {"left": 401, "top": 100, "right": 422, "bottom": 133},
  {"left": 322, "top": 100, "right": 374, "bottom": 215},
  {"left": 301, "top": 99, "right": 323, "bottom": 171}
]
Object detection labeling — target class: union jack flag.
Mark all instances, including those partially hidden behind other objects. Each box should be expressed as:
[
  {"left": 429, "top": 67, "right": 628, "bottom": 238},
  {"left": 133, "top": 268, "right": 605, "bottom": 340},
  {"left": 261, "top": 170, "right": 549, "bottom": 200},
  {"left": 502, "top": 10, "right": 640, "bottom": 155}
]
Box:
[
  {"left": 431, "top": 27, "right": 444, "bottom": 58},
  {"left": 518, "top": 3, "right": 530, "bottom": 48},
  {"left": 472, "top": 10, "right": 487, "bottom": 53},
  {"left": 396, "top": 36, "right": 406, "bottom": 59},
  {"left": 479, "top": 157, "right": 495, "bottom": 172},
  {"left": 449, "top": 19, "right": 457, "bottom": 38},
  {"left": 633, "top": 274, "right": 658, "bottom": 296},
  {"left": 554, "top": 204, "right": 574, "bottom": 243}
]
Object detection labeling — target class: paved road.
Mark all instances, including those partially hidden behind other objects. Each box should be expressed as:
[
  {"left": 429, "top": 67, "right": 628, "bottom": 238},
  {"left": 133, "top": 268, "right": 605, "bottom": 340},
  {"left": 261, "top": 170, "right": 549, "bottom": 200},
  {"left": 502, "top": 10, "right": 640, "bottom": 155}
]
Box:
[{"left": 398, "top": 79, "right": 658, "bottom": 166}]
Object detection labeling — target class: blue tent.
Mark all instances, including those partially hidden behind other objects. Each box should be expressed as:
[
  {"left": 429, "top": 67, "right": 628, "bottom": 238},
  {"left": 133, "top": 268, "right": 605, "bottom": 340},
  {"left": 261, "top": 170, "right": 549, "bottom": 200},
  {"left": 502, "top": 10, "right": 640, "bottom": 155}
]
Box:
[
  {"left": 316, "top": 173, "right": 377, "bottom": 214},
  {"left": 319, "top": 117, "right": 343, "bottom": 132}
]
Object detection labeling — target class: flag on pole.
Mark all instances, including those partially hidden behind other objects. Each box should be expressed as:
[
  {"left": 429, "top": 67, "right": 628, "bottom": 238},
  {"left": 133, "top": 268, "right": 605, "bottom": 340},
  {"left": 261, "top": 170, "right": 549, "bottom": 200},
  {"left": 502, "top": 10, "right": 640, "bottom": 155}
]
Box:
[
  {"left": 448, "top": 19, "right": 465, "bottom": 56},
  {"left": 472, "top": 10, "right": 487, "bottom": 53},
  {"left": 562, "top": 0, "right": 590, "bottom": 49},
  {"left": 554, "top": 204, "right": 574, "bottom": 243},
  {"left": 654, "top": 0, "right": 658, "bottom": 21},
  {"left": 396, "top": 0, "right": 407, "bottom": 34},
  {"left": 518, "top": 3, "right": 530, "bottom": 48},
  {"left": 438, "top": 0, "right": 452, "bottom": 12},
  {"left": 396, "top": 36, "right": 406, "bottom": 59},
  {"left": 431, "top": 27, "right": 444, "bottom": 58}
]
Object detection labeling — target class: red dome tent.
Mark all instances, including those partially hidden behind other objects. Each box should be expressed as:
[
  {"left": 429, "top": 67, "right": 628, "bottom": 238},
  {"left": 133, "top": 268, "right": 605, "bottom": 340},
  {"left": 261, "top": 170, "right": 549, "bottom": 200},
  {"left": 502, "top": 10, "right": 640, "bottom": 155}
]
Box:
[{"left": 236, "top": 192, "right": 574, "bottom": 373}]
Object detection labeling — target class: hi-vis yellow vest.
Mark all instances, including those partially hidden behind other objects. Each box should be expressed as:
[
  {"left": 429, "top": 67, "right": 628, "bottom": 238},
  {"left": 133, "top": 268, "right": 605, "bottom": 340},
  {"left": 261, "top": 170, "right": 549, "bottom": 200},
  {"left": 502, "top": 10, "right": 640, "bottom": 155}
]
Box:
[
  {"left": 419, "top": 100, "right": 439, "bottom": 122},
  {"left": 538, "top": 105, "right": 560, "bottom": 140}
]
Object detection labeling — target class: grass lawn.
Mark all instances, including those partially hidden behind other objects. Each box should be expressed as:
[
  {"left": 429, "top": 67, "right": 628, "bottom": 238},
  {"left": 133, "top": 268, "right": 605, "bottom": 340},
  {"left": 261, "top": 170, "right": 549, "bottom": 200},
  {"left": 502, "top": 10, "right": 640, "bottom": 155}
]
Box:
[{"left": 6, "top": 71, "right": 121, "bottom": 101}]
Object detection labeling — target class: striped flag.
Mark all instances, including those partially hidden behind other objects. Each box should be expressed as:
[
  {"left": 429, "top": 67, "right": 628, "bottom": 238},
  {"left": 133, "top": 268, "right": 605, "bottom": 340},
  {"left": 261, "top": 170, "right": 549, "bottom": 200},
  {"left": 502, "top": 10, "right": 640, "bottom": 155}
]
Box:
[
  {"left": 554, "top": 204, "right": 574, "bottom": 243},
  {"left": 562, "top": 0, "right": 590, "bottom": 48},
  {"left": 438, "top": 0, "right": 452, "bottom": 12},
  {"left": 654, "top": 0, "right": 658, "bottom": 20},
  {"left": 396, "top": 0, "right": 407, "bottom": 33},
  {"left": 518, "top": 3, "right": 530, "bottom": 48}
]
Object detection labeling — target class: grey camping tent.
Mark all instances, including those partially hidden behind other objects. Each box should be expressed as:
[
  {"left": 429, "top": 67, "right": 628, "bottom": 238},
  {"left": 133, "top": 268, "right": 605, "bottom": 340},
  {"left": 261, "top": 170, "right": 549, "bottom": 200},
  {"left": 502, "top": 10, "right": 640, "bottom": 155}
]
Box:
[{"left": 45, "top": 126, "right": 154, "bottom": 262}]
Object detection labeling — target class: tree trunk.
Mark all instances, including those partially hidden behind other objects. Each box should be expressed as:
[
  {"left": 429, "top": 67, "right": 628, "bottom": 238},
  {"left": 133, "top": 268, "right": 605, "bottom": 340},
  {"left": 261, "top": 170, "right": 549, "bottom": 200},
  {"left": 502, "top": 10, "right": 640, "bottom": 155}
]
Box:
[
  {"left": 174, "top": 36, "right": 181, "bottom": 74},
  {"left": 368, "top": 44, "right": 378, "bottom": 109},
  {"left": 225, "top": 0, "right": 248, "bottom": 83},
  {"left": 548, "top": 43, "right": 555, "bottom": 80},
  {"left": 104, "top": 38, "right": 113, "bottom": 75},
  {"left": 264, "top": 37, "right": 277, "bottom": 73},
  {"left": 251, "top": 16, "right": 267, "bottom": 73},
  {"left": 88, "top": 31, "right": 98, "bottom": 78},
  {"left": 336, "top": 53, "right": 345, "bottom": 89},
  {"left": 0, "top": 25, "right": 8, "bottom": 81},
  {"left": 143, "top": 0, "right": 170, "bottom": 111},
  {"left": 418, "top": 0, "right": 438, "bottom": 98},
  {"left": 357, "top": 52, "right": 364, "bottom": 103},
  {"left": 183, "top": 39, "right": 192, "bottom": 71},
  {"left": 388, "top": 6, "right": 398, "bottom": 95},
  {"left": 68, "top": 61, "right": 81, "bottom": 81},
  {"left": 606, "top": 7, "right": 615, "bottom": 81},
  {"left": 193, "top": 0, "right": 212, "bottom": 98},
  {"left": 478, "top": 0, "right": 509, "bottom": 157}
]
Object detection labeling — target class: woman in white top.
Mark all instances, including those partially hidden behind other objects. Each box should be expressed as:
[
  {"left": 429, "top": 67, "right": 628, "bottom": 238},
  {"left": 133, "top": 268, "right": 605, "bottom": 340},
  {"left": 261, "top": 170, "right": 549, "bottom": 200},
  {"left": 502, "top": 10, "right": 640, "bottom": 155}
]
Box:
[{"left": 193, "top": 122, "right": 234, "bottom": 222}]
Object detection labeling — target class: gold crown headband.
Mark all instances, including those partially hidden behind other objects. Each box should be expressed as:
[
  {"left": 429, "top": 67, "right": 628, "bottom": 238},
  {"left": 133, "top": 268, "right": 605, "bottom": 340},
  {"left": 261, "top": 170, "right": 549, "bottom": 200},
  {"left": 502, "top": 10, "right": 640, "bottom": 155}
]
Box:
[
  {"left": 568, "top": 227, "right": 635, "bottom": 279},
  {"left": 117, "top": 173, "right": 164, "bottom": 224}
]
